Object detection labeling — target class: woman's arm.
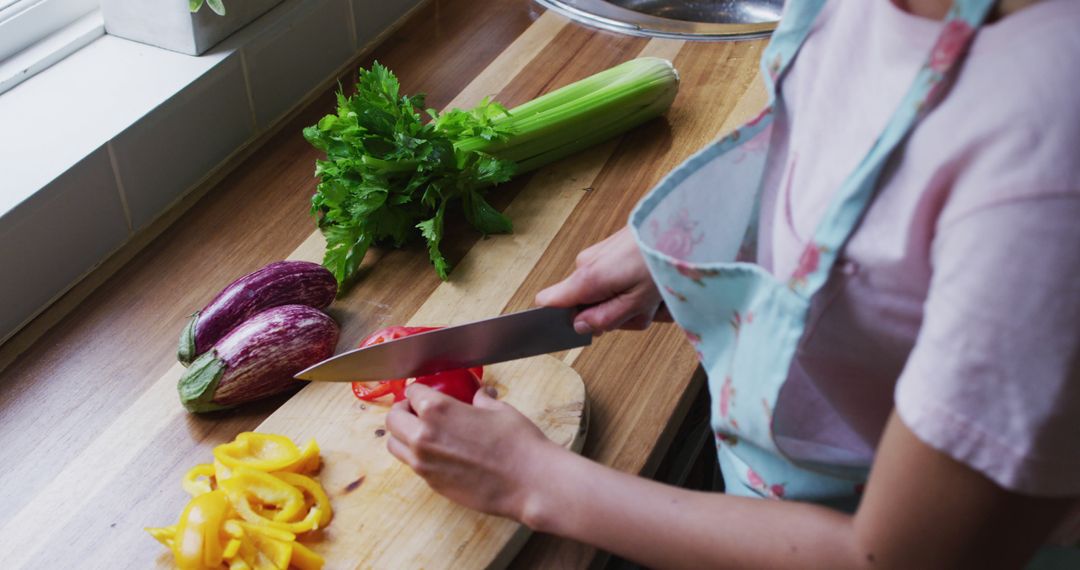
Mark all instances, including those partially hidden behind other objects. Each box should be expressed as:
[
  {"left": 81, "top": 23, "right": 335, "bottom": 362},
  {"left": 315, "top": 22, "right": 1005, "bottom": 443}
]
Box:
[{"left": 386, "top": 385, "right": 1074, "bottom": 569}]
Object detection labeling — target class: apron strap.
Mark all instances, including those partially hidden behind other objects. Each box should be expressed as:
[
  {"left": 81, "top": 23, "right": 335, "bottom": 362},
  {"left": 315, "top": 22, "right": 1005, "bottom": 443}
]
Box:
[
  {"left": 759, "top": 0, "right": 829, "bottom": 99},
  {"left": 791, "top": 0, "right": 997, "bottom": 298}
]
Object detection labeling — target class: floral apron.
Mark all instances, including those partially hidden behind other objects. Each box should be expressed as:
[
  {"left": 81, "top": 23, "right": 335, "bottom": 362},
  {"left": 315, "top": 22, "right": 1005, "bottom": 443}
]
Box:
[{"left": 630, "top": 0, "right": 994, "bottom": 503}]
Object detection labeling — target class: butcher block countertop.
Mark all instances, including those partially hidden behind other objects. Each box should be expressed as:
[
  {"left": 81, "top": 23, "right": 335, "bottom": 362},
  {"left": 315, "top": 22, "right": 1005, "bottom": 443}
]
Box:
[{"left": 0, "top": 0, "right": 767, "bottom": 567}]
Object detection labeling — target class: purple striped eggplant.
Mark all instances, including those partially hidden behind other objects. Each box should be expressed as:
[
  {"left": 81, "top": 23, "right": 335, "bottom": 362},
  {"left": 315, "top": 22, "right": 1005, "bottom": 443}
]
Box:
[
  {"left": 178, "top": 304, "right": 339, "bottom": 413},
  {"left": 178, "top": 261, "right": 336, "bottom": 365}
]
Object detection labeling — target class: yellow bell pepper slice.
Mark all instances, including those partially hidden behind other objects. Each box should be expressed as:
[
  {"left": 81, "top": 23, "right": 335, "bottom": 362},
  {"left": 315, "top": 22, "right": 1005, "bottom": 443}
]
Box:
[
  {"left": 221, "top": 467, "right": 308, "bottom": 527},
  {"left": 222, "top": 538, "right": 243, "bottom": 559},
  {"left": 247, "top": 528, "right": 294, "bottom": 568},
  {"left": 214, "top": 432, "right": 301, "bottom": 473},
  {"left": 275, "top": 472, "right": 333, "bottom": 528},
  {"left": 277, "top": 439, "right": 321, "bottom": 475},
  {"left": 173, "top": 489, "right": 230, "bottom": 570},
  {"left": 145, "top": 524, "right": 177, "bottom": 549},
  {"left": 149, "top": 432, "right": 333, "bottom": 569},
  {"left": 232, "top": 534, "right": 284, "bottom": 570},
  {"left": 290, "top": 542, "right": 326, "bottom": 570},
  {"left": 215, "top": 458, "right": 233, "bottom": 482},
  {"left": 237, "top": 521, "right": 296, "bottom": 542},
  {"left": 231, "top": 496, "right": 322, "bottom": 534},
  {"left": 224, "top": 519, "right": 245, "bottom": 539},
  {"left": 182, "top": 463, "right": 216, "bottom": 496}
]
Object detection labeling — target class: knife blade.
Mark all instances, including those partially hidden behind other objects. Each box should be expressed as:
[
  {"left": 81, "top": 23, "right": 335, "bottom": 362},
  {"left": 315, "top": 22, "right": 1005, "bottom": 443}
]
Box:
[{"left": 293, "top": 306, "right": 591, "bottom": 382}]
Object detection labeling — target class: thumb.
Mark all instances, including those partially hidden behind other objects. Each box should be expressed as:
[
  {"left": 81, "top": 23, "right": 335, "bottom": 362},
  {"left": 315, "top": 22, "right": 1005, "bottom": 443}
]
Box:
[
  {"left": 535, "top": 274, "right": 581, "bottom": 307},
  {"left": 472, "top": 385, "right": 503, "bottom": 410}
]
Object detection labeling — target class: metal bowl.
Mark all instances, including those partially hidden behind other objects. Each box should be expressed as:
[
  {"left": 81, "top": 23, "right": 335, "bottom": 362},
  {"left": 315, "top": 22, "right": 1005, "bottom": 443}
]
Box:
[{"left": 536, "top": 0, "right": 783, "bottom": 40}]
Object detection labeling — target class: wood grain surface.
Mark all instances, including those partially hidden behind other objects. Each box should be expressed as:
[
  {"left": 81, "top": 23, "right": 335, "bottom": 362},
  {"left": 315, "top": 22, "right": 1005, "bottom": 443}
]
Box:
[
  {"left": 150, "top": 356, "right": 586, "bottom": 569},
  {"left": 0, "top": 0, "right": 767, "bottom": 567}
]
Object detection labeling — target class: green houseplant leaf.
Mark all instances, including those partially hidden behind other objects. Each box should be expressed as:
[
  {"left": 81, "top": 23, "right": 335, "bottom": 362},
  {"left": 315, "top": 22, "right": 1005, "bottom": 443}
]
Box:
[
  {"left": 206, "top": 0, "right": 226, "bottom": 15},
  {"left": 190, "top": 0, "right": 227, "bottom": 15}
]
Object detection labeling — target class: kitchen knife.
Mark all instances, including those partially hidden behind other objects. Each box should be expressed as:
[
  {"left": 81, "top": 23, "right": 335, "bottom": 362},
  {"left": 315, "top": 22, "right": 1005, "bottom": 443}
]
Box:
[{"left": 293, "top": 306, "right": 591, "bottom": 382}]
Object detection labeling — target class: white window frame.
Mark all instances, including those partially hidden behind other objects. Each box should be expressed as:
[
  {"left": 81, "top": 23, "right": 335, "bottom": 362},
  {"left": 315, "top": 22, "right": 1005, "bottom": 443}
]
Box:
[{"left": 0, "top": 0, "right": 103, "bottom": 95}]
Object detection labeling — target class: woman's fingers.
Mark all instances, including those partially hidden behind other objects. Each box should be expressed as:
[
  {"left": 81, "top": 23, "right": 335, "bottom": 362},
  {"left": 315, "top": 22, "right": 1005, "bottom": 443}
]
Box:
[
  {"left": 382, "top": 378, "right": 557, "bottom": 520},
  {"left": 621, "top": 313, "right": 655, "bottom": 331},
  {"left": 386, "top": 399, "right": 424, "bottom": 444},
  {"left": 536, "top": 226, "right": 662, "bottom": 334},
  {"left": 576, "top": 288, "right": 659, "bottom": 333},
  {"left": 404, "top": 382, "right": 459, "bottom": 418},
  {"left": 534, "top": 273, "right": 585, "bottom": 308},
  {"left": 472, "top": 386, "right": 504, "bottom": 410},
  {"left": 535, "top": 265, "right": 611, "bottom": 309},
  {"left": 386, "top": 435, "right": 420, "bottom": 469}
]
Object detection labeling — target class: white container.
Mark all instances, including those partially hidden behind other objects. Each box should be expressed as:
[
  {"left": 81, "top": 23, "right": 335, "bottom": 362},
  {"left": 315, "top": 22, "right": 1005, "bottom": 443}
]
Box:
[{"left": 100, "top": 0, "right": 284, "bottom": 55}]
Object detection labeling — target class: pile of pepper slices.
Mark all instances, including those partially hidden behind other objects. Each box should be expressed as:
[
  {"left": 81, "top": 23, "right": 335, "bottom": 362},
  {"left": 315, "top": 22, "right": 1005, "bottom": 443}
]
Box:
[{"left": 146, "top": 432, "right": 332, "bottom": 569}]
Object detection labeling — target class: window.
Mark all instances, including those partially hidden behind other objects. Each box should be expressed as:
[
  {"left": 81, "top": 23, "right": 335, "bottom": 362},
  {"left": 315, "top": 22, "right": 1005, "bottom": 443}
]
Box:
[{"left": 0, "top": 0, "right": 103, "bottom": 95}]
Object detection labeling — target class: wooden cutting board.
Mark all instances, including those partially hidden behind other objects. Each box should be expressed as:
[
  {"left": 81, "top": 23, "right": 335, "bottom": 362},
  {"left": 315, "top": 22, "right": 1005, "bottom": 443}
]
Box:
[
  {"left": 146, "top": 201, "right": 590, "bottom": 569},
  {"left": 148, "top": 228, "right": 588, "bottom": 570},
  {"left": 148, "top": 355, "right": 585, "bottom": 570},
  {"left": 251, "top": 356, "right": 586, "bottom": 569}
]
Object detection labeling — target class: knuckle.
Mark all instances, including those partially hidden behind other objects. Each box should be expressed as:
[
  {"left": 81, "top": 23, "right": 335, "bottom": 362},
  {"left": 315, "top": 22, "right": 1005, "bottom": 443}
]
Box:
[
  {"left": 412, "top": 461, "right": 431, "bottom": 478},
  {"left": 415, "top": 424, "right": 437, "bottom": 446},
  {"left": 577, "top": 266, "right": 600, "bottom": 290},
  {"left": 575, "top": 247, "right": 596, "bottom": 268},
  {"left": 427, "top": 397, "right": 450, "bottom": 415}
]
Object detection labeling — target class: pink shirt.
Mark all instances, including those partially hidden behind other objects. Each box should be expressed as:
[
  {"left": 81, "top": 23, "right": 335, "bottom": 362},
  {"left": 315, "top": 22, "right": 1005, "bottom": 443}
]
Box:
[{"left": 761, "top": 0, "right": 1080, "bottom": 511}]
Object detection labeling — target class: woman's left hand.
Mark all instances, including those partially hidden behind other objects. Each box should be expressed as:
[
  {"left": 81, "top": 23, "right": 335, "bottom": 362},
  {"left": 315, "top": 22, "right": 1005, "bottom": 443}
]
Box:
[{"left": 384, "top": 383, "right": 560, "bottom": 522}]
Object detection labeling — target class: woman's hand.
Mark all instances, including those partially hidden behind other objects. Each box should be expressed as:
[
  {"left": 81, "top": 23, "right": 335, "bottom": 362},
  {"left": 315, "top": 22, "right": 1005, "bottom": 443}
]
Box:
[
  {"left": 384, "top": 383, "right": 562, "bottom": 522},
  {"left": 536, "top": 226, "right": 667, "bottom": 335}
]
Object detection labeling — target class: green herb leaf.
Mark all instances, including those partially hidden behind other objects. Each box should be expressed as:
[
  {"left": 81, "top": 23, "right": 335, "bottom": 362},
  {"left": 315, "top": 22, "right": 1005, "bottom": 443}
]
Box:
[
  {"left": 416, "top": 206, "right": 449, "bottom": 280},
  {"left": 304, "top": 62, "right": 521, "bottom": 286},
  {"left": 463, "top": 190, "right": 513, "bottom": 235}
]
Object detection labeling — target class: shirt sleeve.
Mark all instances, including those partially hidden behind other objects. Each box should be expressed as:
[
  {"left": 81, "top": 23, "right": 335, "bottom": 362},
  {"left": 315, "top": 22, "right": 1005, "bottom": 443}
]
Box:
[{"left": 895, "top": 195, "right": 1080, "bottom": 496}]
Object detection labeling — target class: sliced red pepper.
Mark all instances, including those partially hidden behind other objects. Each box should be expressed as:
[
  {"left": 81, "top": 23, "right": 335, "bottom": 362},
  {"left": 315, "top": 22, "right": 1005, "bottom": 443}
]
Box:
[
  {"left": 350, "top": 326, "right": 437, "bottom": 403},
  {"left": 414, "top": 368, "right": 482, "bottom": 403},
  {"left": 350, "top": 326, "right": 483, "bottom": 403},
  {"left": 351, "top": 379, "right": 407, "bottom": 402}
]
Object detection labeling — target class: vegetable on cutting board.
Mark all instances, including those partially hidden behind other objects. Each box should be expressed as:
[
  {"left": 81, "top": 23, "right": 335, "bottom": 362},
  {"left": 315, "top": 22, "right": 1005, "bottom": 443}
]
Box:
[
  {"left": 350, "top": 326, "right": 483, "bottom": 404},
  {"left": 179, "top": 305, "right": 339, "bottom": 413},
  {"left": 178, "top": 261, "right": 337, "bottom": 366},
  {"left": 304, "top": 56, "right": 680, "bottom": 285},
  {"left": 146, "top": 432, "right": 330, "bottom": 570}
]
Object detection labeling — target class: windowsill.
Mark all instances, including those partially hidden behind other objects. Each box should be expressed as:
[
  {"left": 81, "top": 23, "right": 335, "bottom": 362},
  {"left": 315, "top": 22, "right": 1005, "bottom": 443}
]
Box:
[
  {"left": 0, "top": 8, "right": 104, "bottom": 97},
  {"left": 0, "top": 18, "right": 233, "bottom": 217},
  {"left": 0, "top": 0, "right": 426, "bottom": 344}
]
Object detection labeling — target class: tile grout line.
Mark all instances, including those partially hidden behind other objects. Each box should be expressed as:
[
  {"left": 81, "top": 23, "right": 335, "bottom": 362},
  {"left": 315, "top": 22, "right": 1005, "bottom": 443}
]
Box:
[
  {"left": 238, "top": 49, "right": 260, "bottom": 133},
  {"left": 344, "top": 0, "right": 359, "bottom": 51},
  {"left": 106, "top": 141, "right": 134, "bottom": 235}
]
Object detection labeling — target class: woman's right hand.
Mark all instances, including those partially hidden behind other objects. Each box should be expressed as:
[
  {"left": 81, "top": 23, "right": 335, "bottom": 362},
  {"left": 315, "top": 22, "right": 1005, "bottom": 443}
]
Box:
[{"left": 535, "top": 226, "right": 667, "bottom": 335}]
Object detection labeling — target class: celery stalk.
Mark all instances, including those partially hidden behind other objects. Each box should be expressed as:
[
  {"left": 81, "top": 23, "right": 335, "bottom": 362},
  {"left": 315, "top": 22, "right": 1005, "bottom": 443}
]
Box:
[
  {"left": 456, "top": 57, "right": 679, "bottom": 167},
  {"left": 305, "top": 57, "right": 680, "bottom": 285}
]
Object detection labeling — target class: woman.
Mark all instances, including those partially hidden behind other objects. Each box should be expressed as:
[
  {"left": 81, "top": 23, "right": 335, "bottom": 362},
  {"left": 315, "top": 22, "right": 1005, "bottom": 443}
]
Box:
[{"left": 385, "top": 0, "right": 1080, "bottom": 566}]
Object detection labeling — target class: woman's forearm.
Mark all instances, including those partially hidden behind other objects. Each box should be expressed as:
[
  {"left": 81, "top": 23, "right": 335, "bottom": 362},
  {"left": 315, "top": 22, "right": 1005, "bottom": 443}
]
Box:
[
  {"left": 520, "top": 442, "right": 861, "bottom": 569},
  {"left": 389, "top": 386, "right": 1070, "bottom": 568}
]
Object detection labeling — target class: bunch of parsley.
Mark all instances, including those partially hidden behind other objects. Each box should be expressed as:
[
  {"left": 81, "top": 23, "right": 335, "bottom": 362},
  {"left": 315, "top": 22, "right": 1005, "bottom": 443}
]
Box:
[{"left": 303, "top": 63, "right": 517, "bottom": 284}]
